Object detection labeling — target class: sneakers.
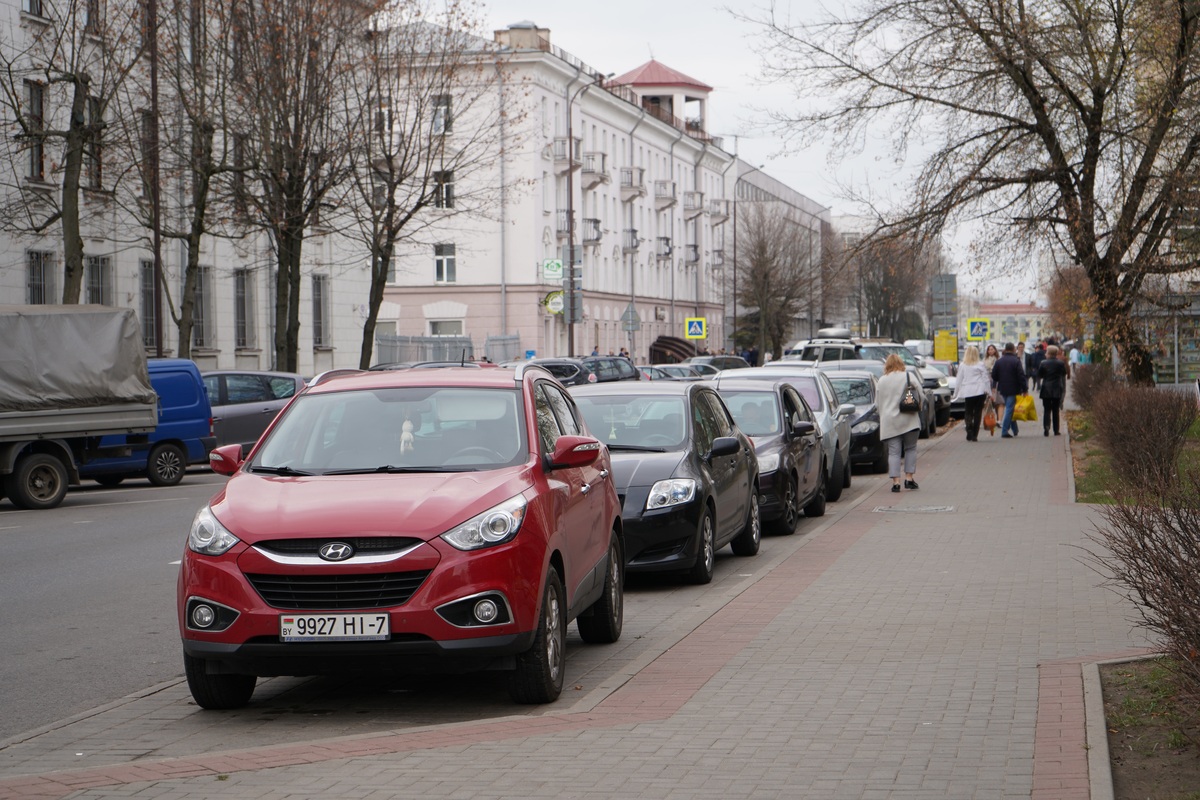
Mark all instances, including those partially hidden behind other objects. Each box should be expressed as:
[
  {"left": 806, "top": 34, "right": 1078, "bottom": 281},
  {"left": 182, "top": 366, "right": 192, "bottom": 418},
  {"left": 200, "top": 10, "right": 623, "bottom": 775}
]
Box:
[
  {"left": 904, "top": 479, "right": 919, "bottom": 490},
  {"left": 891, "top": 484, "right": 901, "bottom": 493}
]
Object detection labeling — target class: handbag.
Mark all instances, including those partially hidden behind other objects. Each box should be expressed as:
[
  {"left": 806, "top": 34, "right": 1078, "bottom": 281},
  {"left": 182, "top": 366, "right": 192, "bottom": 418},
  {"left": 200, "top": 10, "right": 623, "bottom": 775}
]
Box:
[
  {"left": 1013, "top": 393, "right": 1038, "bottom": 422},
  {"left": 983, "top": 400, "right": 997, "bottom": 434},
  {"left": 899, "top": 377, "right": 921, "bottom": 413}
]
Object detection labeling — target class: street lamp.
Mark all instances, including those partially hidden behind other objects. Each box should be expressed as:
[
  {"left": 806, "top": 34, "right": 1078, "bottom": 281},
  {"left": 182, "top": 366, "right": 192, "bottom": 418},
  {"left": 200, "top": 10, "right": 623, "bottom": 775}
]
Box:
[{"left": 565, "top": 71, "right": 611, "bottom": 356}]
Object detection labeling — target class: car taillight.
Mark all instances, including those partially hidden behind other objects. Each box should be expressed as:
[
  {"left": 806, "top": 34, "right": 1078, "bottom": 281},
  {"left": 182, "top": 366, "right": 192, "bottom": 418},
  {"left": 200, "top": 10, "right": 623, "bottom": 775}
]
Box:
[{"left": 209, "top": 417, "right": 215, "bottom": 436}]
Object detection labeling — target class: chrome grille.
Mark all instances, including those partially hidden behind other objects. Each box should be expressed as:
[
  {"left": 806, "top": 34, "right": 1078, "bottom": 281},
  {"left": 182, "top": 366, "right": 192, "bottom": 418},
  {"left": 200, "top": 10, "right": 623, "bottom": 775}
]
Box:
[
  {"left": 246, "top": 570, "right": 431, "bottom": 610},
  {"left": 256, "top": 537, "right": 422, "bottom": 557}
]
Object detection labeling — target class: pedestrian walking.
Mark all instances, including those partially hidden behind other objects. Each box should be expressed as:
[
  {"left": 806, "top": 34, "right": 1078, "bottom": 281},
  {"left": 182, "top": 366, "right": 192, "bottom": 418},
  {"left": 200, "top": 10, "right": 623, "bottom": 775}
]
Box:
[
  {"left": 876, "top": 354, "right": 923, "bottom": 491},
  {"left": 1017, "top": 341, "right": 1034, "bottom": 391},
  {"left": 991, "top": 342, "right": 1028, "bottom": 438},
  {"left": 983, "top": 344, "right": 1000, "bottom": 373},
  {"left": 951, "top": 345, "right": 992, "bottom": 442},
  {"left": 747, "top": 345, "right": 759, "bottom": 367},
  {"left": 1030, "top": 342, "right": 1047, "bottom": 392},
  {"left": 1036, "top": 345, "right": 1070, "bottom": 436}
]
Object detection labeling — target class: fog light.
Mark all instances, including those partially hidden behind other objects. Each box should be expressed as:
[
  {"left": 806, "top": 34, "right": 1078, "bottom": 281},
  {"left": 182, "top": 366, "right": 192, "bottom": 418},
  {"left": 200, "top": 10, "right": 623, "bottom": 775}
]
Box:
[
  {"left": 191, "top": 604, "right": 216, "bottom": 629},
  {"left": 473, "top": 598, "right": 499, "bottom": 624}
]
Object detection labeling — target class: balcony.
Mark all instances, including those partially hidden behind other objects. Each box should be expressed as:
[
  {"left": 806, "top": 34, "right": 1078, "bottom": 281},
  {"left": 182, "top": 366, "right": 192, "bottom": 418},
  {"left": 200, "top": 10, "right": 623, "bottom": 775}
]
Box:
[
  {"left": 556, "top": 209, "right": 572, "bottom": 238},
  {"left": 707, "top": 198, "right": 730, "bottom": 224},
  {"left": 553, "top": 136, "right": 582, "bottom": 174},
  {"left": 582, "top": 218, "right": 602, "bottom": 245},
  {"left": 683, "top": 190, "right": 704, "bottom": 220},
  {"left": 654, "top": 180, "right": 677, "bottom": 210},
  {"left": 685, "top": 244, "right": 699, "bottom": 264},
  {"left": 656, "top": 236, "right": 672, "bottom": 261},
  {"left": 581, "top": 152, "right": 608, "bottom": 190},
  {"left": 712, "top": 249, "right": 725, "bottom": 266},
  {"left": 620, "top": 166, "right": 647, "bottom": 202},
  {"left": 623, "top": 228, "right": 639, "bottom": 253}
]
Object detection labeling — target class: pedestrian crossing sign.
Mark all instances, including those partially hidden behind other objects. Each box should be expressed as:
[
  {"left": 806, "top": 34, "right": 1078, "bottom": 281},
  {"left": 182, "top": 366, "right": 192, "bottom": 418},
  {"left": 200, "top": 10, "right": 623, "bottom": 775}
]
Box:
[
  {"left": 967, "top": 318, "right": 989, "bottom": 341},
  {"left": 685, "top": 318, "right": 706, "bottom": 340}
]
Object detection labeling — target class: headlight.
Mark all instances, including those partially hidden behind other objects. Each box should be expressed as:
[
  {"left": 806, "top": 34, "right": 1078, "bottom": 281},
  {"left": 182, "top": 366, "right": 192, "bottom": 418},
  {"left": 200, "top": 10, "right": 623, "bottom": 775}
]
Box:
[
  {"left": 646, "top": 478, "right": 696, "bottom": 510},
  {"left": 441, "top": 495, "right": 527, "bottom": 551},
  {"left": 938, "top": 376, "right": 948, "bottom": 387},
  {"left": 852, "top": 419, "right": 880, "bottom": 434},
  {"left": 188, "top": 506, "right": 240, "bottom": 556},
  {"left": 756, "top": 453, "right": 780, "bottom": 473}
]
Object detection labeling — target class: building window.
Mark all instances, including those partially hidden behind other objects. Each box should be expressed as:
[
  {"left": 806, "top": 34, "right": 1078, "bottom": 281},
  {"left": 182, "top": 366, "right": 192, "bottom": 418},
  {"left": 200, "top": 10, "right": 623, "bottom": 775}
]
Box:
[
  {"left": 432, "top": 94, "right": 452, "bottom": 134},
  {"left": 191, "top": 265, "right": 212, "bottom": 348},
  {"left": 27, "top": 250, "right": 55, "bottom": 304},
  {"left": 312, "top": 274, "right": 331, "bottom": 346},
  {"left": 24, "top": 81, "right": 45, "bottom": 181},
  {"left": 234, "top": 268, "right": 255, "bottom": 348},
  {"left": 433, "top": 170, "right": 454, "bottom": 209},
  {"left": 84, "top": 0, "right": 100, "bottom": 30},
  {"left": 434, "top": 244, "right": 456, "bottom": 283},
  {"left": 430, "top": 320, "right": 463, "bottom": 336},
  {"left": 85, "top": 96, "right": 102, "bottom": 189},
  {"left": 21, "top": 0, "right": 45, "bottom": 16},
  {"left": 84, "top": 255, "right": 112, "bottom": 305},
  {"left": 140, "top": 259, "right": 156, "bottom": 347}
]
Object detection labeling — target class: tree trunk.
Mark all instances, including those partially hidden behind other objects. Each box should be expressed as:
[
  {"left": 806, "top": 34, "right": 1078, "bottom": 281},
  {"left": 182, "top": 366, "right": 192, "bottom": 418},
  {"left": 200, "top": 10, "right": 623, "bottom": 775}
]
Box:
[
  {"left": 358, "top": 241, "right": 390, "bottom": 369},
  {"left": 59, "top": 79, "right": 89, "bottom": 304}
]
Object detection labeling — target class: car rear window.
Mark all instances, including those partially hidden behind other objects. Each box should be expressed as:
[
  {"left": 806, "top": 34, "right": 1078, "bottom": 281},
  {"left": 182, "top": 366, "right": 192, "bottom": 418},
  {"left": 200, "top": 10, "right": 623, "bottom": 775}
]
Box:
[
  {"left": 828, "top": 377, "right": 874, "bottom": 406},
  {"left": 789, "top": 377, "right": 822, "bottom": 411}
]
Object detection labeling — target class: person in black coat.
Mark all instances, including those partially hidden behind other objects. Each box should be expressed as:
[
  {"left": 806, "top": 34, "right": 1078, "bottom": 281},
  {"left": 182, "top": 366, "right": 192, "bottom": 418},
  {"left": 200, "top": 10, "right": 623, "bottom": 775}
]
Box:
[
  {"left": 1030, "top": 342, "right": 1047, "bottom": 392},
  {"left": 1036, "top": 345, "right": 1070, "bottom": 436},
  {"left": 991, "top": 342, "right": 1028, "bottom": 438}
]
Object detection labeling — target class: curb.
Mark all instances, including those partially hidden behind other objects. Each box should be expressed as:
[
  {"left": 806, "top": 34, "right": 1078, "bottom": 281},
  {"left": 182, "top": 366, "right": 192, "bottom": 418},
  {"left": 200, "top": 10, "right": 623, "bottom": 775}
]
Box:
[{"left": 1084, "top": 653, "right": 1162, "bottom": 800}]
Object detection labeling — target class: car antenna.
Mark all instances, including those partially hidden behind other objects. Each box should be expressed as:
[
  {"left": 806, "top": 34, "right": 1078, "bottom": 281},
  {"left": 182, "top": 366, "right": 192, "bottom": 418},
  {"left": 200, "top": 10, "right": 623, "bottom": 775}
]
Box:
[{"left": 460, "top": 348, "right": 466, "bottom": 367}]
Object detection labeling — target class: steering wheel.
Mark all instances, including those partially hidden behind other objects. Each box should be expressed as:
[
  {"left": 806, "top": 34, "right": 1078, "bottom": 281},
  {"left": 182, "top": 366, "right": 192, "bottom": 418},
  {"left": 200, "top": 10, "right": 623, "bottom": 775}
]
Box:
[
  {"left": 642, "top": 435, "right": 675, "bottom": 446},
  {"left": 447, "top": 446, "right": 506, "bottom": 463}
]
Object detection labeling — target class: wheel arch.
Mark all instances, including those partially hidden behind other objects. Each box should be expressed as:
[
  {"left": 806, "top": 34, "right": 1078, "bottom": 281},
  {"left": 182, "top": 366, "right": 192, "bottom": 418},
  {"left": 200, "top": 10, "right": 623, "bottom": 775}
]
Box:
[{"left": 0, "top": 440, "right": 80, "bottom": 483}]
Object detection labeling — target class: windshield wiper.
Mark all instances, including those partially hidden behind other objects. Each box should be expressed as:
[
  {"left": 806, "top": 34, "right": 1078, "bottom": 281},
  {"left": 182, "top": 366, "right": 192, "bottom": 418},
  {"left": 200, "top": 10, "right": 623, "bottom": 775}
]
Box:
[
  {"left": 322, "top": 465, "right": 461, "bottom": 475},
  {"left": 250, "top": 465, "right": 313, "bottom": 476}
]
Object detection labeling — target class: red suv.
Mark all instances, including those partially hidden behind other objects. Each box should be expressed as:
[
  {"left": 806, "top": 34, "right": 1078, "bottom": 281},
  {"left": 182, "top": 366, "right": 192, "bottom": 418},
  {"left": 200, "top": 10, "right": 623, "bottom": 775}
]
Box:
[{"left": 179, "top": 364, "right": 624, "bottom": 707}]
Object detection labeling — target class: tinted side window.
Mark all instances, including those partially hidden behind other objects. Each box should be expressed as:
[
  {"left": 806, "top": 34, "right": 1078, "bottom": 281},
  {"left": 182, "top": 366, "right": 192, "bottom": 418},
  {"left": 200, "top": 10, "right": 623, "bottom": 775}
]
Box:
[
  {"left": 266, "top": 377, "right": 299, "bottom": 399},
  {"left": 700, "top": 391, "right": 735, "bottom": 437},
  {"left": 226, "top": 375, "right": 271, "bottom": 404},
  {"left": 691, "top": 393, "right": 717, "bottom": 453},
  {"left": 615, "top": 359, "right": 638, "bottom": 380},
  {"left": 784, "top": 387, "right": 812, "bottom": 425},
  {"left": 820, "top": 348, "right": 842, "bottom": 362},
  {"left": 543, "top": 363, "right": 580, "bottom": 382},
  {"left": 800, "top": 346, "right": 821, "bottom": 361},
  {"left": 202, "top": 375, "right": 222, "bottom": 403},
  {"left": 534, "top": 384, "right": 564, "bottom": 453},
  {"left": 541, "top": 382, "right": 581, "bottom": 437}
]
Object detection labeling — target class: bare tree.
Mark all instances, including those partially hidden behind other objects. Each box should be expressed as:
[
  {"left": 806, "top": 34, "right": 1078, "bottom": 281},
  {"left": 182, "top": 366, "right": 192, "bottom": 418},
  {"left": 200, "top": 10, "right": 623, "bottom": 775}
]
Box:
[
  {"left": 735, "top": 201, "right": 813, "bottom": 359},
  {"left": 852, "top": 235, "right": 937, "bottom": 341},
  {"left": 1046, "top": 265, "right": 1096, "bottom": 343},
  {"left": 0, "top": 0, "right": 141, "bottom": 302},
  {"left": 749, "top": 0, "right": 1200, "bottom": 383},
  {"left": 343, "top": 0, "right": 517, "bottom": 368}
]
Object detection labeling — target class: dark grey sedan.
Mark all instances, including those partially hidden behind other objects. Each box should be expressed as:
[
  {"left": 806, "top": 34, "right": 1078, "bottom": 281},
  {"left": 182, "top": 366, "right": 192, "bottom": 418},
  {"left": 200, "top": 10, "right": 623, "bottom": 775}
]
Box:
[{"left": 201, "top": 370, "right": 307, "bottom": 451}]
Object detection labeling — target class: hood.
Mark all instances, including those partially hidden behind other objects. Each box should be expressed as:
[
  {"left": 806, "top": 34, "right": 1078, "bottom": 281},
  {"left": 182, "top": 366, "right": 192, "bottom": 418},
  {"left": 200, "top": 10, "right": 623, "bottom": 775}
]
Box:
[
  {"left": 210, "top": 468, "right": 531, "bottom": 542},
  {"left": 607, "top": 450, "right": 687, "bottom": 490}
]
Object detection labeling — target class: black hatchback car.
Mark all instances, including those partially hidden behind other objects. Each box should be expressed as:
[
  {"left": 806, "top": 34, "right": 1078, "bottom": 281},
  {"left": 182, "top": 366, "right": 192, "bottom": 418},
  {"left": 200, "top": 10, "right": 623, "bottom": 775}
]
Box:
[
  {"left": 714, "top": 378, "right": 825, "bottom": 534},
  {"left": 570, "top": 381, "right": 760, "bottom": 584},
  {"left": 823, "top": 370, "right": 887, "bottom": 473},
  {"left": 531, "top": 356, "right": 641, "bottom": 386}
]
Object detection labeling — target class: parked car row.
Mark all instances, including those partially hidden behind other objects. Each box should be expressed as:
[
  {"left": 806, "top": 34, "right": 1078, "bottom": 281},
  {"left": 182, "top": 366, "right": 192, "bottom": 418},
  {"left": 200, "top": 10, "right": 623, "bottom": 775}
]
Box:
[{"left": 174, "top": 357, "right": 878, "bottom": 714}]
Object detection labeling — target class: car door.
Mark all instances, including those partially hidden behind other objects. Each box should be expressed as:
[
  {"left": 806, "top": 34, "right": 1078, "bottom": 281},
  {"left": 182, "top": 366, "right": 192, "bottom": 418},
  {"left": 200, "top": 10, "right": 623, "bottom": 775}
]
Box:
[
  {"left": 782, "top": 386, "right": 819, "bottom": 497},
  {"left": 219, "top": 374, "right": 280, "bottom": 450},
  {"left": 535, "top": 381, "right": 608, "bottom": 604},
  {"left": 697, "top": 389, "right": 750, "bottom": 541}
]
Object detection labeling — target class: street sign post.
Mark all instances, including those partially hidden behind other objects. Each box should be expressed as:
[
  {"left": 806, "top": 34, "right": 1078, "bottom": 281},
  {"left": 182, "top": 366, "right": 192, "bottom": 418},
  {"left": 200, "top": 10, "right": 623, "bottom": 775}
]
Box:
[
  {"left": 685, "top": 317, "right": 706, "bottom": 340},
  {"left": 620, "top": 302, "right": 641, "bottom": 332},
  {"left": 966, "top": 318, "right": 989, "bottom": 342}
]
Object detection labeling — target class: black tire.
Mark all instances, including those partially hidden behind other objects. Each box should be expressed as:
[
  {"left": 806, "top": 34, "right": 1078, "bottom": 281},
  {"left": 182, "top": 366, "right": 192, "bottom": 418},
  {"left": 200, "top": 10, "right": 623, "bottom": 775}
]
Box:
[
  {"left": 6, "top": 453, "right": 69, "bottom": 510},
  {"left": 577, "top": 532, "right": 624, "bottom": 644},
  {"left": 919, "top": 416, "right": 931, "bottom": 439},
  {"left": 936, "top": 406, "right": 950, "bottom": 427},
  {"left": 686, "top": 508, "right": 716, "bottom": 585},
  {"left": 730, "top": 490, "right": 761, "bottom": 556},
  {"left": 825, "top": 454, "right": 845, "bottom": 502},
  {"left": 873, "top": 456, "right": 889, "bottom": 474},
  {"left": 94, "top": 475, "right": 126, "bottom": 488},
  {"left": 842, "top": 455, "right": 852, "bottom": 489},
  {"left": 768, "top": 474, "right": 801, "bottom": 535},
  {"left": 147, "top": 443, "right": 186, "bottom": 486},
  {"left": 183, "top": 653, "right": 256, "bottom": 710},
  {"left": 510, "top": 568, "right": 567, "bottom": 703},
  {"left": 804, "top": 471, "right": 827, "bottom": 517}
]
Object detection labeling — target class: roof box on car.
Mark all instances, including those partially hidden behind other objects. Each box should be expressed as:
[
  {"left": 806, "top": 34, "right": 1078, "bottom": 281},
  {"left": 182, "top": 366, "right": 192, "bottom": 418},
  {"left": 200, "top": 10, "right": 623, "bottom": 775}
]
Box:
[{"left": 816, "top": 327, "right": 854, "bottom": 339}]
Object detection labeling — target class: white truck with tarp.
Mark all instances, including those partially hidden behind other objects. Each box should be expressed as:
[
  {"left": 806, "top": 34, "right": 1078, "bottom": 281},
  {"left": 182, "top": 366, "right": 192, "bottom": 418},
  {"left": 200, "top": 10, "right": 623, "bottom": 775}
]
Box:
[{"left": 0, "top": 305, "right": 159, "bottom": 509}]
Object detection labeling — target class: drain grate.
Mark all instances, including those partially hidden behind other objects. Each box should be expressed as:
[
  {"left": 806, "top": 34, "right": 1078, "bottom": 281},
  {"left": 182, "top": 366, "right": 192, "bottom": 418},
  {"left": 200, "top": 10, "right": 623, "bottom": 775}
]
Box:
[{"left": 872, "top": 505, "right": 956, "bottom": 513}]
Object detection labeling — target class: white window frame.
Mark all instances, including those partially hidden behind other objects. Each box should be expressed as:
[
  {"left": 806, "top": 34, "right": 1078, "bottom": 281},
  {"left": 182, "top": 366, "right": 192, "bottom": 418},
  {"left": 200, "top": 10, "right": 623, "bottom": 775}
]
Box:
[
  {"left": 27, "top": 250, "right": 55, "bottom": 304},
  {"left": 234, "top": 268, "right": 256, "bottom": 348},
  {"left": 430, "top": 320, "right": 463, "bottom": 336},
  {"left": 312, "top": 273, "right": 332, "bottom": 347},
  {"left": 434, "top": 244, "right": 456, "bottom": 284}
]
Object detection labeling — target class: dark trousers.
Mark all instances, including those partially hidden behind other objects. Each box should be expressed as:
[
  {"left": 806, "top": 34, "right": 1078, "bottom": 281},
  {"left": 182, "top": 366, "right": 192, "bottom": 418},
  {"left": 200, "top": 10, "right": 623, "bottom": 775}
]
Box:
[
  {"left": 963, "top": 394, "right": 986, "bottom": 440},
  {"left": 1043, "top": 397, "right": 1062, "bottom": 434}
]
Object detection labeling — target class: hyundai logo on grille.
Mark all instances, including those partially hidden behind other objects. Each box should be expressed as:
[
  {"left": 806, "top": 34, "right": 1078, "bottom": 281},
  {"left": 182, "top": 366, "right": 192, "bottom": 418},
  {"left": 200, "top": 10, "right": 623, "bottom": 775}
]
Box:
[{"left": 318, "top": 542, "right": 355, "bottom": 562}]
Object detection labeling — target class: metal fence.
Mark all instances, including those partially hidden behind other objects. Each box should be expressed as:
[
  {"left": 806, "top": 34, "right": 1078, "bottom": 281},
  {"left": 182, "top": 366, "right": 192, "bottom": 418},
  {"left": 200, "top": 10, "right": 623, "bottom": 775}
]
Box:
[{"left": 373, "top": 334, "right": 525, "bottom": 366}]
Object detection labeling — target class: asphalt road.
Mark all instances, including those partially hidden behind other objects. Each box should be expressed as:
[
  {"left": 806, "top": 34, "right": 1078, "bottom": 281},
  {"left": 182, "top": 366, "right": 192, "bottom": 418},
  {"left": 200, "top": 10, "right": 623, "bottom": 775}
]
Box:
[{"left": 0, "top": 471, "right": 226, "bottom": 741}]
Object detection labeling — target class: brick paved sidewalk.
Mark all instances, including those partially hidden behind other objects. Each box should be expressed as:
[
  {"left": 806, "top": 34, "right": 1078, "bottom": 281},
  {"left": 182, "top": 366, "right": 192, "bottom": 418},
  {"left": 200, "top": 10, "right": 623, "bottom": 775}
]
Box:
[{"left": 0, "top": 419, "right": 1149, "bottom": 800}]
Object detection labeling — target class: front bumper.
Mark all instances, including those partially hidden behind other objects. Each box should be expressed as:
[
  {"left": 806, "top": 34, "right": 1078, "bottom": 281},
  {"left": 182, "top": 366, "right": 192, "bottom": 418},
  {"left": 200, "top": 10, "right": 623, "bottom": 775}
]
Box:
[
  {"left": 848, "top": 429, "right": 883, "bottom": 465},
  {"left": 619, "top": 486, "right": 704, "bottom": 574},
  {"left": 757, "top": 470, "right": 786, "bottom": 521}
]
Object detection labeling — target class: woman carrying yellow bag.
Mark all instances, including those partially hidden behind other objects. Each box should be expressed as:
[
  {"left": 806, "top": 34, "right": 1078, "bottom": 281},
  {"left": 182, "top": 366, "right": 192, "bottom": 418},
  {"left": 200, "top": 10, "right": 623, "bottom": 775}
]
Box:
[{"left": 1013, "top": 393, "right": 1038, "bottom": 423}]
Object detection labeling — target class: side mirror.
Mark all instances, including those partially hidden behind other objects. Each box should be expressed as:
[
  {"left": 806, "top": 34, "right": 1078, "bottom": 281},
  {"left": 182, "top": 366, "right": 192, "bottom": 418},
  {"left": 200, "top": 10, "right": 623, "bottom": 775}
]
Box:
[
  {"left": 548, "top": 435, "right": 603, "bottom": 469},
  {"left": 208, "top": 444, "right": 244, "bottom": 476},
  {"left": 709, "top": 436, "right": 740, "bottom": 458},
  {"left": 836, "top": 403, "right": 856, "bottom": 419},
  {"left": 914, "top": 355, "right": 926, "bottom": 367},
  {"left": 792, "top": 420, "right": 816, "bottom": 437}
]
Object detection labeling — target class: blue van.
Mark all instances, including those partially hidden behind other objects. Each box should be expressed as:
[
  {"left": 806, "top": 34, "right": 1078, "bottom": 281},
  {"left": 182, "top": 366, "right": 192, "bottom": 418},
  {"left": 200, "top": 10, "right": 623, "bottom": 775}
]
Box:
[{"left": 80, "top": 359, "right": 216, "bottom": 487}]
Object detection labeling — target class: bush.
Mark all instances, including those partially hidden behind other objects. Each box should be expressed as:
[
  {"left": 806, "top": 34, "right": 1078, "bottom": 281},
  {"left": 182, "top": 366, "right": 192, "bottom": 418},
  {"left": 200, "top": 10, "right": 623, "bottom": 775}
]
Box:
[
  {"left": 1088, "top": 475, "right": 1200, "bottom": 708},
  {"left": 1089, "top": 386, "right": 1198, "bottom": 490},
  {"left": 1071, "top": 362, "right": 1116, "bottom": 410}
]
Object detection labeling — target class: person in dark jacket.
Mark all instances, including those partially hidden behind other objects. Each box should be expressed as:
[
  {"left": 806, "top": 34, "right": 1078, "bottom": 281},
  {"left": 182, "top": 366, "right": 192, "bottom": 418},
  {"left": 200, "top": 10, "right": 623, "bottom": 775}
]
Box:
[
  {"left": 1036, "top": 345, "right": 1070, "bottom": 436},
  {"left": 1029, "top": 342, "right": 1047, "bottom": 392},
  {"left": 991, "top": 342, "right": 1028, "bottom": 438}
]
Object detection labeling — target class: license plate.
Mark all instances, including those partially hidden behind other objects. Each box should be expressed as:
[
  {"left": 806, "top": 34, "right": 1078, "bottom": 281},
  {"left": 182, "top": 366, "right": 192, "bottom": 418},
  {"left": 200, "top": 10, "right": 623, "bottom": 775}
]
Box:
[{"left": 279, "top": 613, "right": 390, "bottom": 642}]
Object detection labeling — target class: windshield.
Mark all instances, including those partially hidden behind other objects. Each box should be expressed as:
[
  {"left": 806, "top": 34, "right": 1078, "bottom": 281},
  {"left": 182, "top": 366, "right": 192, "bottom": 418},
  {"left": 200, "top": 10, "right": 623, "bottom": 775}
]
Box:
[
  {"left": 828, "top": 377, "right": 874, "bottom": 407},
  {"left": 574, "top": 395, "right": 688, "bottom": 449},
  {"left": 861, "top": 345, "right": 917, "bottom": 366},
  {"left": 251, "top": 387, "right": 527, "bottom": 473},
  {"left": 719, "top": 391, "right": 781, "bottom": 437}
]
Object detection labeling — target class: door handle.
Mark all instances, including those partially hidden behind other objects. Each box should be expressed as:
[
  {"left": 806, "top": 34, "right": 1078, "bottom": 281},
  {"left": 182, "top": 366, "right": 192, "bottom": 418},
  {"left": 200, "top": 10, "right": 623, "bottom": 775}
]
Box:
[
  {"left": 581, "top": 483, "right": 592, "bottom": 494},
  {"left": 599, "top": 469, "right": 610, "bottom": 479}
]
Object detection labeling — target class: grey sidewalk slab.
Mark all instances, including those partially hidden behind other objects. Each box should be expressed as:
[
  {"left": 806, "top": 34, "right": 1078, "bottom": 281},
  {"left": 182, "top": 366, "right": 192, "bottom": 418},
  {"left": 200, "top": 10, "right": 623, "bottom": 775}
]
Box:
[{"left": 0, "top": 421, "right": 1148, "bottom": 800}]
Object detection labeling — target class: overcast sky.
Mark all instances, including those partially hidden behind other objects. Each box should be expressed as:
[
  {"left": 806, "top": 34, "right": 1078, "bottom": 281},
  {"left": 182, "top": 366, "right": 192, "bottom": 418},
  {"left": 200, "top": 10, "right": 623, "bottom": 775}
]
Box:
[{"left": 481, "top": 0, "right": 1044, "bottom": 304}]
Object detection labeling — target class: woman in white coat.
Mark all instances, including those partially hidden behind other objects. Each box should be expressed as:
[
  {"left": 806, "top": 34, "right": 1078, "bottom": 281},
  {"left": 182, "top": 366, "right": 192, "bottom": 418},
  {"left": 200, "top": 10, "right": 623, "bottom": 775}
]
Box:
[
  {"left": 952, "top": 345, "right": 993, "bottom": 442},
  {"left": 876, "top": 354, "right": 924, "bottom": 492}
]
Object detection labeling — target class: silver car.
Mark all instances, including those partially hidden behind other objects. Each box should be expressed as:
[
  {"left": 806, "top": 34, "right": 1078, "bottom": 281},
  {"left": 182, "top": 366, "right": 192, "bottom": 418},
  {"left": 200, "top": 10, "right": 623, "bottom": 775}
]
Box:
[
  {"left": 717, "top": 366, "right": 854, "bottom": 502},
  {"left": 201, "top": 370, "right": 308, "bottom": 452}
]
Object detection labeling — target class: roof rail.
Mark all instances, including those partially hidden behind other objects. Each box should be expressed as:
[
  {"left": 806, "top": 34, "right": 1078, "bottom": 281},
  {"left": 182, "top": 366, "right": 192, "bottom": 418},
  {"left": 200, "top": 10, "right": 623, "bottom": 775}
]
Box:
[
  {"left": 513, "top": 362, "right": 553, "bottom": 383},
  {"left": 308, "top": 368, "right": 365, "bottom": 387}
]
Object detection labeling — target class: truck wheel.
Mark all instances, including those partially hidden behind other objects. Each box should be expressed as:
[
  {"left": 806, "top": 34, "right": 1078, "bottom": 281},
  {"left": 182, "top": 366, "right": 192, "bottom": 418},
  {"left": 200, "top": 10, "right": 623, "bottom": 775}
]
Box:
[
  {"left": 147, "top": 443, "right": 186, "bottom": 486},
  {"left": 6, "top": 453, "right": 69, "bottom": 510}
]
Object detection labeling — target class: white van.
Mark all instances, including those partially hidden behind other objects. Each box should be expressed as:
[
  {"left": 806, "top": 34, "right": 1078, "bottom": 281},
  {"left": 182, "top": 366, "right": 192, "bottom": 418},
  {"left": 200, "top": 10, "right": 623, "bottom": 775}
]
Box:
[{"left": 904, "top": 339, "right": 934, "bottom": 357}]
